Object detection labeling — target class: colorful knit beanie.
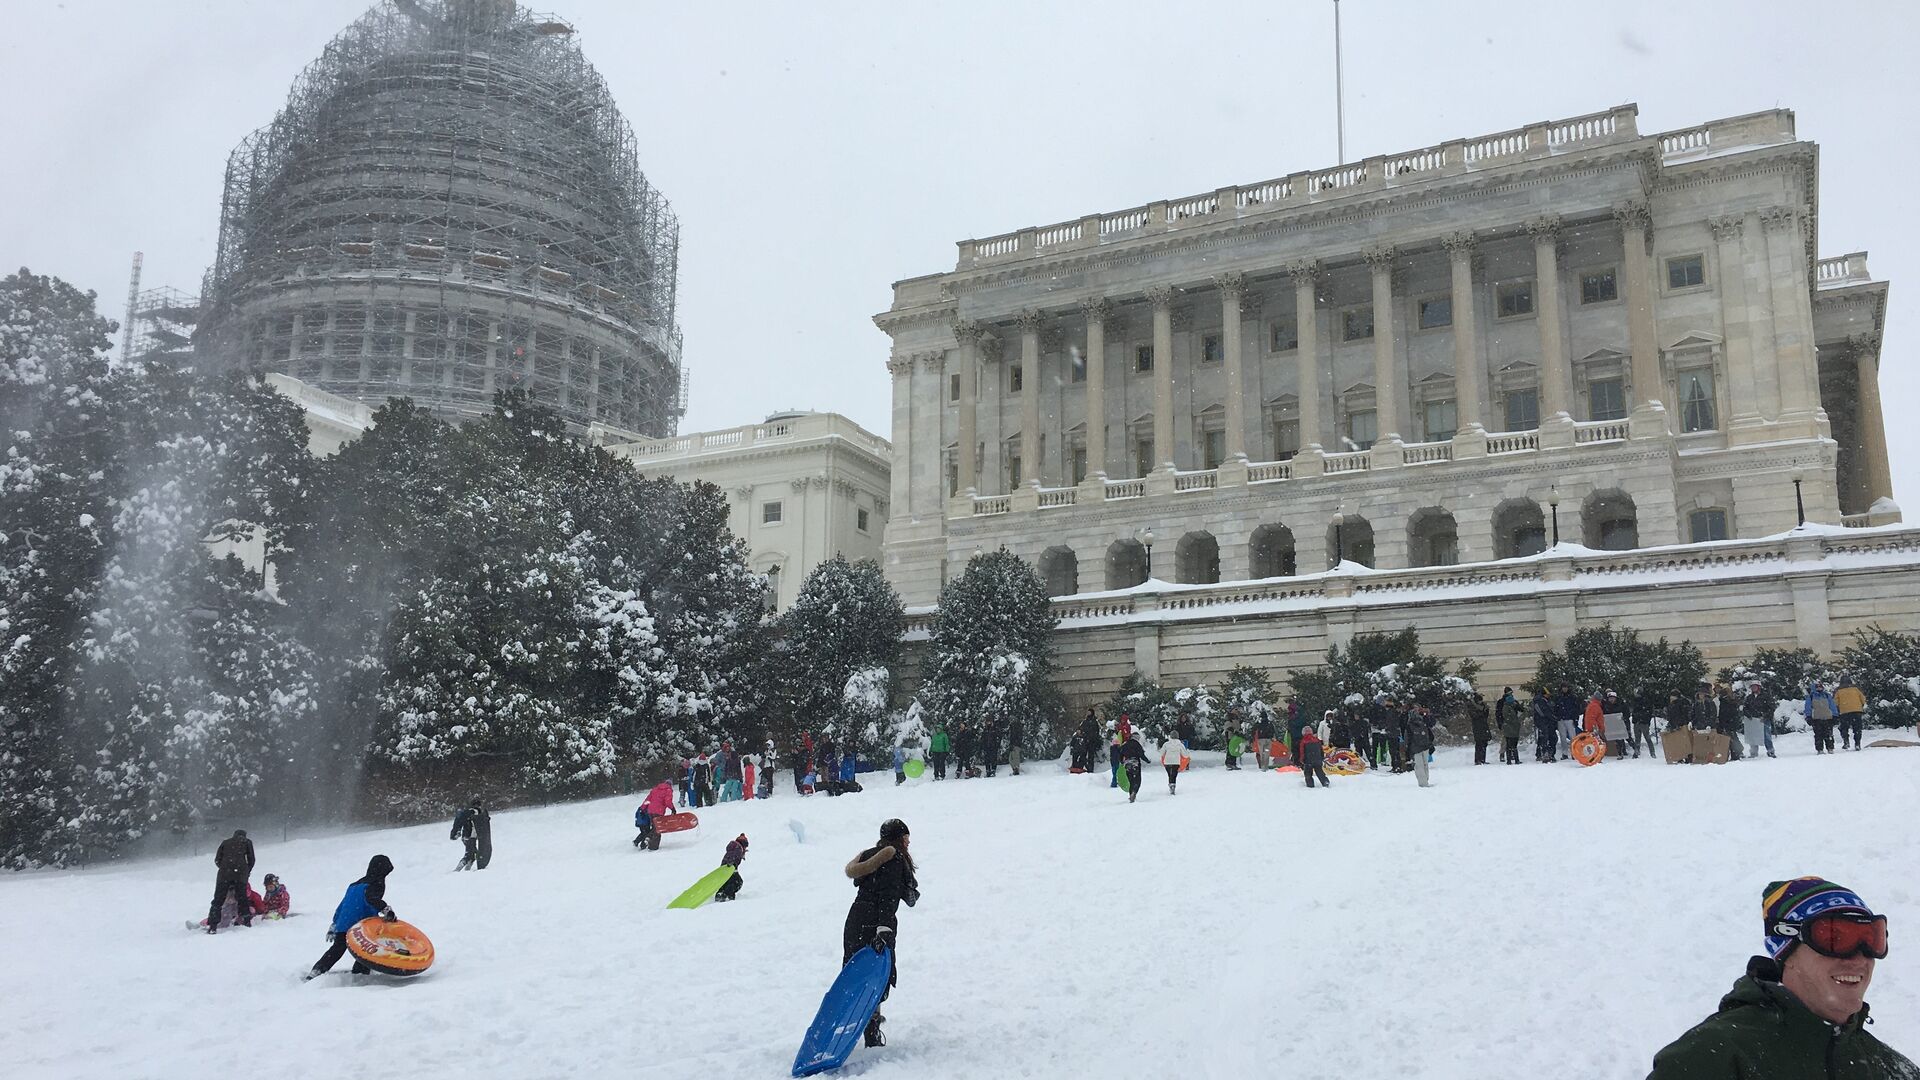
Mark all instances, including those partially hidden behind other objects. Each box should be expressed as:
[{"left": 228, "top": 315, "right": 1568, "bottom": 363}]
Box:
[{"left": 1763, "top": 877, "right": 1876, "bottom": 959}]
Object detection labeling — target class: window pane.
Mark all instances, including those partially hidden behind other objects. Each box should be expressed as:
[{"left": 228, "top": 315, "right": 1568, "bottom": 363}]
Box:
[
  {"left": 1680, "top": 370, "right": 1716, "bottom": 432},
  {"left": 1668, "top": 255, "right": 1705, "bottom": 289},
  {"left": 1505, "top": 389, "right": 1540, "bottom": 431},
  {"left": 763, "top": 501, "right": 782, "bottom": 524},
  {"left": 1581, "top": 269, "right": 1618, "bottom": 304},
  {"left": 1589, "top": 378, "right": 1626, "bottom": 421},
  {"left": 1689, "top": 509, "right": 1728, "bottom": 543},
  {"left": 1008, "top": 454, "right": 1022, "bottom": 486},
  {"left": 1010, "top": 365, "right": 1022, "bottom": 393},
  {"left": 1071, "top": 354, "right": 1086, "bottom": 382},
  {"left": 1498, "top": 283, "right": 1533, "bottom": 317},
  {"left": 950, "top": 373, "right": 960, "bottom": 400},
  {"left": 1071, "top": 448, "right": 1087, "bottom": 484},
  {"left": 1348, "top": 409, "right": 1377, "bottom": 450},
  {"left": 1419, "top": 297, "right": 1453, "bottom": 329},
  {"left": 1270, "top": 319, "right": 1297, "bottom": 352},
  {"left": 1273, "top": 419, "right": 1299, "bottom": 460},
  {"left": 1136, "top": 345, "right": 1154, "bottom": 372},
  {"left": 1135, "top": 439, "right": 1155, "bottom": 476},
  {"left": 1342, "top": 307, "right": 1374, "bottom": 341},
  {"left": 857, "top": 509, "right": 869, "bottom": 532},
  {"left": 1424, "top": 400, "right": 1457, "bottom": 441},
  {"left": 1201, "top": 334, "right": 1223, "bottom": 365},
  {"left": 1203, "top": 430, "right": 1225, "bottom": 469}
]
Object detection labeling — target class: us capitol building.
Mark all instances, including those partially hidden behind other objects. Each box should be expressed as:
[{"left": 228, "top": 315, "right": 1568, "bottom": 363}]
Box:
[{"left": 877, "top": 104, "right": 1896, "bottom": 607}]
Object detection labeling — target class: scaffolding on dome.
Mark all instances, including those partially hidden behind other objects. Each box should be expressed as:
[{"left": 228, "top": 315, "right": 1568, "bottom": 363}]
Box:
[
  {"left": 125, "top": 286, "right": 203, "bottom": 369},
  {"left": 196, "top": 0, "right": 683, "bottom": 435}
]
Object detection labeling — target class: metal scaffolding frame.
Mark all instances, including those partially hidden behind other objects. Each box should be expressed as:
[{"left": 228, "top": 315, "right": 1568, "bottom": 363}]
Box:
[{"left": 197, "top": 0, "right": 683, "bottom": 435}]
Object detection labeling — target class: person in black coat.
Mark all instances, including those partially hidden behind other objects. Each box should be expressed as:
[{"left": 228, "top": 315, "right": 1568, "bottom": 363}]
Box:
[
  {"left": 980, "top": 721, "right": 1001, "bottom": 778},
  {"left": 843, "top": 819, "right": 919, "bottom": 1048},
  {"left": 1467, "top": 693, "right": 1492, "bottom": 765},
  {"left": 953, "top": 723, "right": 975, "bottom": 779},
  {"left": 206, "top": 829, "right": 256, "bottom": 934},
  {"left": 1117, "top": 732, "right": 1148, "bottom": 803},
  {"left": 451, "top": 799, "right": 492, "bottom": 870},
  {"left": 1077, "top": 710, "right": 1099, "bottom": 772}
]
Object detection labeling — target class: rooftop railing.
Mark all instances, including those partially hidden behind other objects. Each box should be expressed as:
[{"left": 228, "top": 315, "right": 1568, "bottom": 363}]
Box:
[{"left": 601, "top": 412, "right": 891, "bottom": 461}]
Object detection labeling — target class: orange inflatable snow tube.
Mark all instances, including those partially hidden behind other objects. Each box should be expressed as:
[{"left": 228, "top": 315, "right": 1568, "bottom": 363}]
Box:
[
  {"left": 1570, "top": 731, "right": 1607, "bottom": 768},
  {"left": 345, "top": 917, "right": 435, "bottom": 976},
  {"left": 1324, "top": 749, "right": 1367, "bottom": 776}
]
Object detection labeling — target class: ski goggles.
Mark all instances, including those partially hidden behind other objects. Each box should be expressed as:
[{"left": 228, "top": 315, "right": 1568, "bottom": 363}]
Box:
[{"left": 1773, "top": 913, "right": 1889, "bottom": 960}]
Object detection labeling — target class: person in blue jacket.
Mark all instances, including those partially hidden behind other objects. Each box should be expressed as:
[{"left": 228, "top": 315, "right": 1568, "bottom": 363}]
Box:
[{"left": 304, "top": 855, "right": 397, "bottom": 980}]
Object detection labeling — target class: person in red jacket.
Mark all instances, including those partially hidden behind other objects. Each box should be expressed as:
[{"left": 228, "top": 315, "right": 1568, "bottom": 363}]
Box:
[
  {"left": 258, "top": 873, "right": 291, "bottom": 919},
  {"left": 1298, "top": 724, "right": 1331, "bottom": 788},
  {"left": 1582, "top": 693, "right": 1605, "bottom": 736}
]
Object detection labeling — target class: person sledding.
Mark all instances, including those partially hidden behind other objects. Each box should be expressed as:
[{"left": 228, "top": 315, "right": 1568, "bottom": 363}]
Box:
[
  {"left": 205, "top": 829, "right": 256, "bottom": 934},
  {"left": 1117, "top": 730, "right": 1148, "bottom": 803},
  {"left": 451, "top": 798, "right": 492, "bottom": 870},
  {"left": 198, "top": 882, "right": 265, "bottom": 930},
  {"left": 715, "top": 834, "right": 749, "bottom": 902},
  {"left": 258, "top": 873, "right": 291, "bottom": 919},
  {"left": 843, "top": 819, "right": 919, "bottom": 1048},
  {"left": 305, "top": 855, "right": 397, "bottom": 980}
]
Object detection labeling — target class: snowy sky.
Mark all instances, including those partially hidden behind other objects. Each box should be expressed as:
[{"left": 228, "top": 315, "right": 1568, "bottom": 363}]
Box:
[{"left": 4, "top": 0, "right": 1916, "bottom": 499}]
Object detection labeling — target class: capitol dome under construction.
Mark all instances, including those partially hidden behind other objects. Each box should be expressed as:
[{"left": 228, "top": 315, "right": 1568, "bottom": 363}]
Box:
[{"left": 197, "top": 0, "right": 683, "bottom": 435}]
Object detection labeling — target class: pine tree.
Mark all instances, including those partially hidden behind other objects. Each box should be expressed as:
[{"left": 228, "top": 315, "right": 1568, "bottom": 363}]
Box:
[
  {"left": 1290, "top": 628, "right": 1481, "bottom": 727},
  {"left": 1838, "top": 627, "right": 1920, "bottom": 729},
  {"left": 1223, "top": 665, "right": 1281, "bottom": 736},
  {"left": 919, "top": 549, "right": 1060, "bottom": 752},
  {"left": 770, "top": 554, "right": 905, "bottom": 756},
  {"left": 1534, "top": 624, "right": 1705, "bottom": 702}
]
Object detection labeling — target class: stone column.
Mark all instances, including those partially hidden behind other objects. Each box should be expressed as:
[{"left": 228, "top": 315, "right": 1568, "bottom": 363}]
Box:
[
  {"left": 1527, "top": 216, "right": 1572, "bottom": 424},
  {"left": 1854, "top": 334, "right": 1894, "bottom": 504},
  {"left": 1215, "top": 272, "right": 1248, "bottom": 462},
  {"left": 1148, "top": 285, "right": 1176, "bottom": 470},
  {"left": 1080, "top": 297, "right": 1110, "bottom": 480},
  {"left": 915, "top": 351, "right": 945, "bottom": 513},
  {"left": 1365, "top": 247, "right": 1403, "bottom": 444},
  {"left": 887, "top": 355, "right": 913, "bottom": 514},
  {"left": 1711, "top": 214, "right": 1765, "bottom": 437},
  {"left": 1443, "top": 233, "right": 1483, "bottom": 433},
  {"left": 1613, "top": 202, "right": 1667, "bottom": 434},
  {"left": 1289, "top": 261, "right": 1323, "bottom": 451},
  {"left": 1017, "top": 309, "right": 1043, "bottom": 487},
  {"left": 1763, "top": 207, "right": 1821, "bottom": 433},
  {"left": 952, "top": 321, "right": 981, "bottom": 493}
]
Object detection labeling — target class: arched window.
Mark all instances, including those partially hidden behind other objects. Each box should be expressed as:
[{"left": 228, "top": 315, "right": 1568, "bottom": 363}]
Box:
[
  {"left": 1584, "top": 490, "right": 1639, "bottom": 551},
  {"left": 1493, "top": 499, "right": 1546, "bottom": 559},
  {"left": 763, "top": 564, "right": 782, "bottom": 613},
  {"left": 1328, "top": 515, "right": 1375, "bottom": 568},
  {"left": 1408, "top": 507, "right": 1459, "bottom": 567},
  {"left": 1105, "top": 539, "right": 1148, "bottom": 590},
  {"left": 1249, "top": 524, "right": 1297, "bottom": 579},
  {"left": 1175, "top": 531, "right": 1220, "bottom": 584},
  {"left": 1039, "top": 546, "right": 1079, "bottom": 597}
]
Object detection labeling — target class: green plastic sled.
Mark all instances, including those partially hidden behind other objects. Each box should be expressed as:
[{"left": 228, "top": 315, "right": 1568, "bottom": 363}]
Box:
[
  {"left": 668, "top": 865, "right": 737, "bottom": 910},
  {"left": 903, "top": 757, "right": 926, "bottom": 778}
]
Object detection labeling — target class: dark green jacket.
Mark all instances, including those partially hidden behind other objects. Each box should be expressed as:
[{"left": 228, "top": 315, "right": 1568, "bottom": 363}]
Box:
[
  {"left": 1648, "top": 956, "right": 1918, "bottom": 1079},
  {"left": 929, "top": 729, "right": 950, "bottom": 754}
]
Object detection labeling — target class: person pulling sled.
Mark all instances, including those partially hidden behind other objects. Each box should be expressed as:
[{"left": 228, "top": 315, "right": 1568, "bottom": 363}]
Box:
[
  {"left": 305, "top": 855, "right": 397, "bottom": 980},
  {"left": 451, "top": 798, "right": 492, "bottom": 870},
  {"left": 844, "top": 819, "right": 919, "bottom": 1047},
  {"left": 715, "top": 834, "right": 749, "bottom": 902}
]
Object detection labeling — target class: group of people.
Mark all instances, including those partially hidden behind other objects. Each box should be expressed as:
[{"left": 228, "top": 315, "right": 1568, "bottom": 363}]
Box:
[
  {"left": 200, "top": 829, "right": 291, "bottom": 932},
  {"left": 924, "top": 719, "right": 1023, "bottom": 781},
  {"left": 678, "top": 741, "right": 776, "bottom": 808}
]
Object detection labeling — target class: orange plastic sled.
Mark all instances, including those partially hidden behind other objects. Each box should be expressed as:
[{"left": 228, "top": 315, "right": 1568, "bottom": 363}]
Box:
[
  {"left": 1275, "top": 765, "right": 1302, "bottom": 774},
  {"left": 1180, "top": 755, "right": 1191, "bottom": 772},
  {"left": 345, "top": 917, "right": 436, "bottom": 977},
  {"left": 1570, "top": 731, "right": 1607, "bottom": 767}
]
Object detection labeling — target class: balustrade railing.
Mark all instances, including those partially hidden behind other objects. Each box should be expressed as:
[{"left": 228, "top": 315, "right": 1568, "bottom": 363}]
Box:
[
  {"left": 1104, "top": 477, "right": 1146, "bottom": 500},
  {"left": 1247, "top": 460, "right": 1293, "bottom": 483},
  {"left": 1038, "top": 487, "right": 1078, "bottom": 509},
  {"left": 1465, "top": 130, "right": 1528, "bottom": 163},
  {"left": 1168, "top": 194, "right": 1218, "bottom": 220},
  {"left": 1816, "top": 252, "right": 1872, "bottom": 288},
  {"left": 1574, "top": 418, "right": 1629, "bottom": 443},
  {"left": 1238, "top": 179, "right": 1291, "bottom": 206},
  {"left": 1036, "top": 222, "right": 1083, "bottom": 248},
  {"left": 1659, "top": 125, "right": 1710, "bottom": 156},
  {"left": 1323, "top": 450, "right": 1371, "bottom": 474},
  {"left": 1101, "top": 207, "right": 1151, "bottom": 234},
  {"left": 1486, "top": 431, "right": 1539, "bottom": 454},
  {"left": 1313, "top": 163, "right": 1367, "bottom": 192},
  {"left": 972, "top": 494, "right": 1011, "bottom": 516},
  {"left": 1173, "top": 469, "right": 1218, "bottom": 492},
  {"left": 1402, "top": 441, "right": 1453, "bottom": 465}
]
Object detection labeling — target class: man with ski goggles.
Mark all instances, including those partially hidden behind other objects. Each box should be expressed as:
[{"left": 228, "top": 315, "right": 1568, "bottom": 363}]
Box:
[{"left": 1648, "top": 877, "right": 1914, "bottom": 1078}]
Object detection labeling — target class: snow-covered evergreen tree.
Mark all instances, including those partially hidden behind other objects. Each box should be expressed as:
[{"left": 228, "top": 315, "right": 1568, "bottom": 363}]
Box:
[
  {"left": 1534, "top": 624, "right": 1705, "bottom": 703},
  {"left": 918, "top": 549, "right": 1060, "bottom": 752},
  {"left": 1290, "top": 628, "right": 1480, "bottom": 729},
  {"left": 1838, "top": 627, "right": 1920, "bottom": 729},
  {"left": 770, "top": 554, "right": 904, "bottom": 755}
]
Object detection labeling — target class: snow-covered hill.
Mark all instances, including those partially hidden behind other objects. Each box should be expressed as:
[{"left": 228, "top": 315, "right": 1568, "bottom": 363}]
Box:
[{"left": 7, "top": 742, "right": 1918, "bottom": 1079}]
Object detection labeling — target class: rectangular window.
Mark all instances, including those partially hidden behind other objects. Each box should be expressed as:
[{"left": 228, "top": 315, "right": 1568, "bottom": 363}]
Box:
[
  {"left": 1497, "top": 281, "right": 1534, "bottom": 318},
  {"left": 1009, "top": 364, "right": 1023, "bottom": 393},
  {"left": 1504, "top": 388, "right": 1540, "bottom": 431},
  {"left": 1588, "top": 377, "right": 1627, "bottom": 421},
  {"left": 1200, "top": 333, "right": 1223, "bottom": 365},
  {"left": 1678, "top": 368, "right": 1717, "bottom": 432},
  {"left": 1418, "top": 296, "right": 1453, "bottom": 329},
  {"left": 946, "top": 459, "right": 959, "bottom": 497},
  {"left": 1134, "top": 438, "right": 1155, "bottom": 477},
  {"left": 1667, "top": 254, "right": 1706, "bottom": 290},
  {"left": 1203, "top": 430, "right": 1226, "bottom": 470},
  {"left": 856, "top": 508, "right": 870, "bottom": 533},
  {"left": 1423, "top": 399, "right": 1458, "bottom": 442},
  {"left": 762, "top": 501, "right": 783, "bottom": 525},
  {"left": 1135, "top": 345, "right": 1154, "bottom": 373},
  {"left": 1341, "top": 306, "right": 1374, "bottom": 342},
  {"left": 1272, "top": 419, "right": 1299, "bottom": 461},
  {"left": 1689, "top": 508, "right": 1729, "bottom": 543},
  {"left": 1269, "top": 318, "right": 1298, "bottom": 352},
  {"left": 1070, "top": 447, "right": 1087, "bottom": 485},
  {"left": 1580, "top": 268, "right": 1618, "bottom": 304},
  {"left": 949, "top": 373, "right": 961, "bottom": 401},
  {"left": 1347, "top": 409, "right": 1377, "bottom": 451},
  {"left": 1070, "top": 353, "right": 1086, "bottom": 383},
  {"left": 1008, "top": 454, "right": 1022, "bottom": 487}
]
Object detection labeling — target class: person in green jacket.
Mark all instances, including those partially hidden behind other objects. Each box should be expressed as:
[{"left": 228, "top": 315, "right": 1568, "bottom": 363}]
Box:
[
  {"left": 928, "top": 724, "right": 951, "bottom": 781},
  {"left": 1647, "top": 876, "right": 1916, "bottom": 1078}
]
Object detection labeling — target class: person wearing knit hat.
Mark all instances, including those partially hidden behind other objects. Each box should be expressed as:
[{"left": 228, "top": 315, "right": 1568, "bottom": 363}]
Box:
[
  {"left": 1648, "top": 876, "right": 1914, "bottom": 1078},
  {"left": 714, "top": 834, "right": 748, "bottom": 903}
]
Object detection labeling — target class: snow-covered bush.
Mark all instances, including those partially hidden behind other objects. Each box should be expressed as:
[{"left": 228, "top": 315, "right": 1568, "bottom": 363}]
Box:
[
  {"left": 1535, "top": 624, "right": 1706, "bottom": 702},
  {"left": 768, "top": 555, "right": 904, "bottom": 756},
  {"left": 1720, "top": 646, "right": 1835, "bottom": 734},
  {"left": 1289, "top": 628, "right": 1480, "bottom": 732},
  {"left": 918, "top": 549, "right": 1061, "bottom": 753},
  {"left": 1838, "top": 626, "right": 1920, "bottom": 730}
]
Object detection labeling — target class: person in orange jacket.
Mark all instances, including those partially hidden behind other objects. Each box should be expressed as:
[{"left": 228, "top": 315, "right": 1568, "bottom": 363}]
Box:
[{"left": 1582, "top": 692, "right": 1606, "bottom": 737}]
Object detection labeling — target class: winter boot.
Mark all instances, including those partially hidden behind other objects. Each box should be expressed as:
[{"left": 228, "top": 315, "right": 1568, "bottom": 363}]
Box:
[
  {"left": 206, "top": 925, "right": 217, "bottom": 935},
  {"left": 864, "top": 1015, "right": 886, "bottom": 1047}
]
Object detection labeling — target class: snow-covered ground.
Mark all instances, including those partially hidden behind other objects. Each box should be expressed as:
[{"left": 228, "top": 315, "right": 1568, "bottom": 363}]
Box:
[{"left": 8, "top": 739, "right": 1919, "bottom": 1079}]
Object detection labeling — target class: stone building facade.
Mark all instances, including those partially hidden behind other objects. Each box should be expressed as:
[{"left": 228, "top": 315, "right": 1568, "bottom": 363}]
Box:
[
  {"left": 594, "top": 413, "right": 892, "bottom": 611},
  {"left": 874, "top": 104, "right": 1898, "bottom": 607}
]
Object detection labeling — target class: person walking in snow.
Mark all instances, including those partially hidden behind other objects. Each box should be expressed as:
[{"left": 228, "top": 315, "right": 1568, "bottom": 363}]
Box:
[
  {"left": 1404, "top": 706, "right": 1435, "bottom": 787},
  {"left": 1117, "top": 731, "right": 1148, "bottom": 803},
  {"left": 1006, "top": 719, "right": 1023, "bottom": 776},
  {"left": 1630, "top": 685, "right": 1663, "bottom": 759},
  {"left": 952, "top": 722, "right": 975, "bottom": 779},
  {"left": 979, "top": 720, "right": 1001, "bottom": 778},
  {"left": 1466, "top": 692, "right": 1492, "bottom": 765},
  {"left": 1298, "top": 722, "right": 1331, "bottom": 788},
  {"left": 1804, "top": 681, "right": 1840, "bottom": 754},
  {"left": 1531, "top": 690, "right": 1557, "bottom": 762},
  {"left": 1107, "top": 723, "right": 1122, "bottom": 788},
  {"left": 451, "top": 798, "right": 491, "bottom": 870},
  {"left": 843, "top": 819, "right": 920, "bottom": 1048},
  {"left": 893, "top": 743, "right": 908, "bottom": 786},
  {"left": 759, "top": 739, "right": 778, "bottom": 797},
  {"left": 1715, "top": 685, "right": 1745, "bottom": 762},
  {"left": 714, "top": 834, "right": 749, "bottom": 903},
  {"left": 1552, "top": 684, "right": 1582, "bottom": 760},
  {"left": 1646, "top": 876, "right": 1913, "bottom": 1078},
  {"left": 929, "top": 723, "right": 951, "bottom": 780},
  {"left": 1741, "top": 683, "right": 1775, "bottom": 759},
  {"left": 305, "top": 855, "right": 397, "bottom": 980},
  {"left": 1159, "top": 732, "right": 1187, "bottom": 795},
  {"left": 1496, "top": 688, "right": 1523, "bottom": 765},
  {"left": 205, "top": 828, "right": 256, "bottom": 934},
  {"left": 1834, "top": 675, "right": 1867, "bottom": 752}
]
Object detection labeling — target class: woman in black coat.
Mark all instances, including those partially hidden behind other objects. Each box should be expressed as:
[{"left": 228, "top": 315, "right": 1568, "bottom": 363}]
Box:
[{"left": 844, "top": 818, "right": 919, "bottom": 1048}]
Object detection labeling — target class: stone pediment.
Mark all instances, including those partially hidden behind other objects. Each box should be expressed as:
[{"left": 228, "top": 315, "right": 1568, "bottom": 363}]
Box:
[{"left": 1664, "top": 330, "right": 1722, "bottom": 351}]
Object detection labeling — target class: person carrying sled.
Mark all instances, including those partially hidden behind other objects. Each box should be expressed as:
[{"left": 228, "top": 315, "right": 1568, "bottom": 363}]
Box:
[
  {"left": 1159, "top": 732, "right": 1187, "bottom": 795},
  {"left": 1117, "top": 731, "right": 1148, "bottom": 803},
  {"left": 206, "top": 829, "right": 256, "bottom": 934},
  {"left": 305, "top": 855, "right": 397, "bottom": 980},
  {"left": 1298, "top": 721, "right": 1331, "bottom": 788},
  {"left": 843, "top": 819, "right": 920, "bottom": 1048},
  {"left": 451, "top": 798, "right": 492, "bottom": 870},
  {"left": 715, "top": 834, "right": 749, "bottom": 902},
  {"left": 1647, "top": 876, "right": 1914, "bottom": 1078}
]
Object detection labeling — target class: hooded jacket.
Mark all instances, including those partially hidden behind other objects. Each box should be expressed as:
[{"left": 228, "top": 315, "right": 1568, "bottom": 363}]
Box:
[
  {"left": 329, "top": 855, "right": 395, "bottom": 934},
  {"left": 1834, "top": 679, "right": 1867, "bottom": 716},
  {"left": 1646, "top": 955, "right": 1918, "bottom": 1078}
]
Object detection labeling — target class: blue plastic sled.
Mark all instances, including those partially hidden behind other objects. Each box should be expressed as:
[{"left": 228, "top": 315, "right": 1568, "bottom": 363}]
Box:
[{"left": 792, "top": 945, "right": 893, "bottom": 1076}]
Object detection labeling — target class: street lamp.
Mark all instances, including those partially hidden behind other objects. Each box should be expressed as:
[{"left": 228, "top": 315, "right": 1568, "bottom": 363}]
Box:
[
  {"left": 1549, "top": 483, "right": 1561, "bottom": 547},
  {"left": 1791, "top": 470, "right": 1806, "bottom": 526},
  {"left": 1140, "top": 528, "right": 1156, "bottom": 583}
]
